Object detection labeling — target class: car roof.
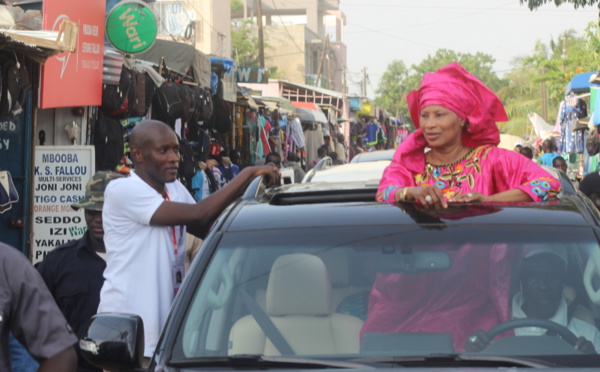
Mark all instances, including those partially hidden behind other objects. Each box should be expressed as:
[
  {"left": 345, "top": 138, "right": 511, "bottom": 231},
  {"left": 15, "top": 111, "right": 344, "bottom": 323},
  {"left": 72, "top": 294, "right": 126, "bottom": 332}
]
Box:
[
  {"left": 224, "top": 178, "right": 600, "bottom": 233},
  {"left": 304, "top": 161, "right": 390, "bottom": 183},
  {"left": 350, "top": 149, "right": 395, "bottom": 163}
]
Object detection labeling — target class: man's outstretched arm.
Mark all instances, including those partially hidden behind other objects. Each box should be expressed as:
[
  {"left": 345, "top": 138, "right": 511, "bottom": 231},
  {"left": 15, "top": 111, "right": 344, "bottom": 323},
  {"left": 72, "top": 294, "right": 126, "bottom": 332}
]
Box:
[{"left": 150, "top": 165, "right": 279, "bottom": 239}]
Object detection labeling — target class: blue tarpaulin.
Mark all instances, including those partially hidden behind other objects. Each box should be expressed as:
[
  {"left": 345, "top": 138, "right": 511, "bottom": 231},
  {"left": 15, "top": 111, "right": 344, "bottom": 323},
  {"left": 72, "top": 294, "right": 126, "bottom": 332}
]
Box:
[
  {"left": 210, "top": 57, "right": 235, "bottom": 74},
  {"left": 565, "top": 71, "right": 600, "bottom": 94}
]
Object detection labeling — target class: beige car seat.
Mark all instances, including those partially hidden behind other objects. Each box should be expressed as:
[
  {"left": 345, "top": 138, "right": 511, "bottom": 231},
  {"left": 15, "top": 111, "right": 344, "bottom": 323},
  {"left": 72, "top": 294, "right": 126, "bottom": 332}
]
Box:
[
  {"left": 228, "top": 254, "right": 364, "bottom": 356},
  {"left": 564, "top": 286, "right": 596, "bottom": 325}
]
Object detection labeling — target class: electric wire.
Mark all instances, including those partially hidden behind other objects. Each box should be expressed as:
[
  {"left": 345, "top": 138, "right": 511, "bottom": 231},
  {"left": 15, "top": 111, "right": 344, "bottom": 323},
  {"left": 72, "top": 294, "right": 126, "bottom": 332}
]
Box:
[{"left": 270, "top": 0, "right": 305, "bottom": 55}]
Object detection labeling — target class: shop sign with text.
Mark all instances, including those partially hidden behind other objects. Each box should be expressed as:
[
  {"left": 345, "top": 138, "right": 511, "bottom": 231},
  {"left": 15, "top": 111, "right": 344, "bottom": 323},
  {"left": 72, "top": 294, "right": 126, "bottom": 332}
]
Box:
[
  {"left": 32, "top": 146, "right": 94, "bottom": 264},
  {"left": 106, "top": 1, "right": 157, "bottom": 54},
  {"left": 40, "top": 0, "right": 105, "bottom": 108},
  {"left": 237, "top": 67, "right": 269, "bottom": 84}
]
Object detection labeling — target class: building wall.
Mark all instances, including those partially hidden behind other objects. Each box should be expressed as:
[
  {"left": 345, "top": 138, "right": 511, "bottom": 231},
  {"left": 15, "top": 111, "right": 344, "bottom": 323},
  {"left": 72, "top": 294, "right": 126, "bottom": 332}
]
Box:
[
  {"left": 152, "top": 0, "right": 232, "bottom": 58},
  {"left": 36, "top": 108, "right": 89, "bottom": 146},
  {"left": 330, "top": 42, "right": 346, "bottom": 92},
  {"left": 237, "top": 0, "right": 345, "bottom": 91},
  {"left": 238, "top": 81, "right": 281, "bottom": 97},
  {"left": 264, "top": 24, "right": 306, "bottom": 83},
  {"left": 210, "top": 0, "right": 232, "bottom": 58}
]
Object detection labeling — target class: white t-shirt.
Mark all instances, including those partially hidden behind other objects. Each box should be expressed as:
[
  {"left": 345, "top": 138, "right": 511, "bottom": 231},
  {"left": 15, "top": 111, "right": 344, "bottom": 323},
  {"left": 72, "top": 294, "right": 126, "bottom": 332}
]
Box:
[
  {"left": 512, "top": 292, "right": 600, "bottom": 352},
  {"left": 98, "top": 170, "right": 196, "bottom": 357}
]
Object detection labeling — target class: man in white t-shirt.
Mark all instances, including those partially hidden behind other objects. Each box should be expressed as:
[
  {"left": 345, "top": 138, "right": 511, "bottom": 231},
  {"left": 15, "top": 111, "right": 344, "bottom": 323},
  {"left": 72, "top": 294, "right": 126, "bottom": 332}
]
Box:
[
  {"left": 98, "top": 120, "right": 279, "bottom": 358},
  {"left": 466, "top": 246, "right": 600, "bottom": 354}
]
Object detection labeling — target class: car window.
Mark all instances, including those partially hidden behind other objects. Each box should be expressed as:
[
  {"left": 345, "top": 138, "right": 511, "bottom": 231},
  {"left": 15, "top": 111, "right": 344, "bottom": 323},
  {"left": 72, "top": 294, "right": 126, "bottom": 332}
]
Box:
[{"left": 172, "top": 225, "right": 600, "bottom": 361}]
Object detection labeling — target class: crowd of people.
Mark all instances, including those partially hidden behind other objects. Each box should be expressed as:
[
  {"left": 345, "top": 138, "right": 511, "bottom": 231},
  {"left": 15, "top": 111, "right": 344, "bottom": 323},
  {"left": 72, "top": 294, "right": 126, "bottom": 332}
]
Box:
[{"left": 7, "top": 61, "right": 600, "bottom": 370}]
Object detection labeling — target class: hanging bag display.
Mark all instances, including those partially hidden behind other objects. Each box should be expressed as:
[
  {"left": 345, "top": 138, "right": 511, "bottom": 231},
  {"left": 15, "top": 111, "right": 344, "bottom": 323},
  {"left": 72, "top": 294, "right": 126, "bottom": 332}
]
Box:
[
  {"left": 0, "top": 170, "right": 18, "bottom": 213},
  {"left": 153, "top": 81, "right": 185, "bottom": 125}
]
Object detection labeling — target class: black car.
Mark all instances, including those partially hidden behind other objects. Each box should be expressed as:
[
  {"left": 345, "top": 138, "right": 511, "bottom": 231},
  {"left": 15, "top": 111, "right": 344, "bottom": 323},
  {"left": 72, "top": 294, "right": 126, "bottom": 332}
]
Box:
[{"left": 81, "top": 168, "right": 600, "bottom": 370}]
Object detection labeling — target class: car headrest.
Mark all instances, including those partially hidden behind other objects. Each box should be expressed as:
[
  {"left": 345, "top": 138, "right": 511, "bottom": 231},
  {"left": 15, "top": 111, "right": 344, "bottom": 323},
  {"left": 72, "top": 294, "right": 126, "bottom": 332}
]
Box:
[{"left": 266, "top": 254, "right": 332, "bottom": 316}]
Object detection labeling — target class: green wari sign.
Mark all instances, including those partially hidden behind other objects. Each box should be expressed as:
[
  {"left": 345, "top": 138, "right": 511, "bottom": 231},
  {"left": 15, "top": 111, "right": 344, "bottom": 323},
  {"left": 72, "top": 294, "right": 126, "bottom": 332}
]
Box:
[{"left": 106, "top": 1, "right": 157, "bottom": 54}]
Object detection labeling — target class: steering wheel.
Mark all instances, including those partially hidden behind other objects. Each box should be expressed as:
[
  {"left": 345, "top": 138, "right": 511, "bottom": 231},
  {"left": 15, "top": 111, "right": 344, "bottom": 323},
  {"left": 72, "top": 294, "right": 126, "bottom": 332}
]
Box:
[{"left": 484, "top": 318, "right": 578, "bottom": 347}]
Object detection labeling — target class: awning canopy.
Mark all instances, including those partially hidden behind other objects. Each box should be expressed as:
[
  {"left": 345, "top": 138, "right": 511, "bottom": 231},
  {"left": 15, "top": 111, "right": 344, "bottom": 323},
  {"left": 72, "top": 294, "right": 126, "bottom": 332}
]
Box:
[
  {"left": 292, "top": 101, "right": 318, "bottom": 110},
  {"left": 0, "top": 18, "right": 79, "bottom": 63},
  {"left": 135, "top": 39, "right": 212, "bottom": 87},
  {"left": 295, "top": 107, "right": 328, "bottom": 124},
  {"left": 237, "top": 86, "right": 258, "bottom": 110},
  {"left": 565, "top": 71, "right": 600, "bottom": 94},
  {"left": 260, "top": 96, "right": 296, "bottom": 114}
]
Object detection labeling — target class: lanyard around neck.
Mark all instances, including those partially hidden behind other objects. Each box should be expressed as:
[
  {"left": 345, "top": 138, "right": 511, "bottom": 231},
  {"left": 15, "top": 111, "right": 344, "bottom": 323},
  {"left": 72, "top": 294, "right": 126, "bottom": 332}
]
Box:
[{"left": 164, "top": 192, "right": 179, "bottom": 255}]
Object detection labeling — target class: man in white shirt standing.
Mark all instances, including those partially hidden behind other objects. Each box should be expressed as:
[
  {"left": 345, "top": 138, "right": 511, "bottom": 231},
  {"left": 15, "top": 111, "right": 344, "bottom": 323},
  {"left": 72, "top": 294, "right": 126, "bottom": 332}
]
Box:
[{"left": 98, "top": 120, "right": 278, "bottom": 359}]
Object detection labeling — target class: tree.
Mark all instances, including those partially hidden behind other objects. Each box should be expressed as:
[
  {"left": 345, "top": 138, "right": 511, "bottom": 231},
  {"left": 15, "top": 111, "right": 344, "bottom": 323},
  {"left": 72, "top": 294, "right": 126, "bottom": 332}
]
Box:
[
  {"left": 497, "top": 67, "right": 544, "bottom": 137},
  {"left": 498, "top": 22, "right": 600, "bottom": 138},
  {"left": 231, "top": 20, "right": 282, "bottom": 78},
  {"left": 374, "top": 60, "right": 410, "bottom": 118},
  {"left": 232, "top": 20, "right": 260, "bottom": 67},
  {"left": 375, "top": 50, "right": 506, "bottom": 125},
  {"left": 231, "top": 0, "right": 243, "bottom": 12},
  {"left": 520, "top": 0, "right": 598, "bottom": 10}
]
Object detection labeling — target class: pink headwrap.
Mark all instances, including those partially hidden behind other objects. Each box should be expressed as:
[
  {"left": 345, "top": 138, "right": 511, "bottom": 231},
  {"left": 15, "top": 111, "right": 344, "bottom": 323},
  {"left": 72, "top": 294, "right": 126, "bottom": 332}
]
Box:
[
  {"left": 407, "top": 62, "right": 508, "bottom": 147},
  {"left": 390, "top": 62, "right": 508, "bottom": 176}
]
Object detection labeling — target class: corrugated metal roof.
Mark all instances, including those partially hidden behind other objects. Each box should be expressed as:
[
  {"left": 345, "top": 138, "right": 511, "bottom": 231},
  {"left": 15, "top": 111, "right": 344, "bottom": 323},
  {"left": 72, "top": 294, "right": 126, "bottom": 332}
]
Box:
[{"left": 0, "top": 31, "right": 62, "bottom": 63}]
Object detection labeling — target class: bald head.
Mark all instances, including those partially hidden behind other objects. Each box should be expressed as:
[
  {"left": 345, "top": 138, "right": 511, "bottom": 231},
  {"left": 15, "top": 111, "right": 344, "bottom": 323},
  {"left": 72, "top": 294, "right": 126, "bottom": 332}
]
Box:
[
  {"left": 128, "top": 120, "right": 181, "bottom": 189},
  {"left": 129, "top": 120, "right": 179, "bottom": 169},
  {"left": 129, "top": 120, "right": 175, "bottom": 151}
]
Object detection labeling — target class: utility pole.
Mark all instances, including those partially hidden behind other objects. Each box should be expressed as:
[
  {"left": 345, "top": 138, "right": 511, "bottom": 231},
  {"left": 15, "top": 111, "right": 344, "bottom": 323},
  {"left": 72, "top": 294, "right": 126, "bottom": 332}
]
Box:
[
  {"left": 541, "top": 66, "right": 548, "bottom": 122},
  {"left": 315, "top": 34, "right": 329, "bottom": 88},
  {"left": 342, "top": 65, "right": 347, "bottom": 95},
  {"left": 362, "top": 67, "right": 367, "bottom": 98},
  {"left": 257, "top": 0, "right": 265, "bottom": 68},
  {"left": 327, "top": 53, "right": 332, "bottom": 90}
]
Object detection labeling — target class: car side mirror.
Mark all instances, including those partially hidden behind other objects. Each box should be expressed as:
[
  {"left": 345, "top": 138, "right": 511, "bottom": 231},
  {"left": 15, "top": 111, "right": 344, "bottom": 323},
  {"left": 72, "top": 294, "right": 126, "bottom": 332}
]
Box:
[{"left": 79, "top": 313, "right": 145, "bottom": 371}]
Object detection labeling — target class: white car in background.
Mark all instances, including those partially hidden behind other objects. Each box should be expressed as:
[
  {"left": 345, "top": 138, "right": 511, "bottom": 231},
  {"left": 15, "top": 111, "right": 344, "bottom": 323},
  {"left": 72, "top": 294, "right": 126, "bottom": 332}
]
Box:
[
  {"left": 350, "top": 149, "right": 395, "bottom": 163},
  {"left": 303, "top": 155, "right": 391, "bottom": 183}
]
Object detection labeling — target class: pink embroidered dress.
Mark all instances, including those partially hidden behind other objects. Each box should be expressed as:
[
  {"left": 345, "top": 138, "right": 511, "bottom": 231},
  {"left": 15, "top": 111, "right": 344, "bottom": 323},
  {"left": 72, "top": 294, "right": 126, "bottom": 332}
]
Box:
[
  {"left": 377, "top": 144, "right": 561, "bottom": 203},
  {"left": 376, "top": 62, "right": 561, "bottom": 203},
  {"left": 364, "top": 62, "right": 562, "bottom": 353},
  {"left": 361, "top": 244, "right": 516, "bottom": 352}
]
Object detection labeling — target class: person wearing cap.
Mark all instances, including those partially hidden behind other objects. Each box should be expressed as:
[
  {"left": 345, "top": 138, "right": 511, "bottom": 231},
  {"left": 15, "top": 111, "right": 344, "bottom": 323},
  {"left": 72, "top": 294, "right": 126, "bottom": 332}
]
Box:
[
  {"left": 514, "top": 142, "right": 523, "bottom": 153},
  {"left": 376, "top": 62, "right": 561, "bottom": 208},
  {"left": 97, "top": 120, "right": 279, "bottom": 360},
  {"left": 466, "top": 247, "right": 600, "bottom": 353},
  {"left": 579, "top": 171, "right": 600, "bottom": 209},
  {"left": 37, "top": 171, "right": 124, "bottom": 372}
]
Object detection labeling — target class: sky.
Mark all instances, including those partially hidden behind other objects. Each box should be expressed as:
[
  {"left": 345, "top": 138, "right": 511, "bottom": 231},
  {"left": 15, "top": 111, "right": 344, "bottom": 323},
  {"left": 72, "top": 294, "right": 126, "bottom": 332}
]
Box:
[{"left": 339, "top": 0, "right": 599, "bottom": 98}]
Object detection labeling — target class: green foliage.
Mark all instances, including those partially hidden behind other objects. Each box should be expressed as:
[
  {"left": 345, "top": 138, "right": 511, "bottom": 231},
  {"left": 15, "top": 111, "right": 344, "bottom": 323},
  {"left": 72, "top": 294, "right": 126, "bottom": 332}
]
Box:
[
  {"left": 519, "top": 0, "right": 598, "bottom": 10},
  {"left": 375, "top": 50, "right": 505, "bottom": 125},
  {"left": 269, "top": 66, "right": 281, "bottom": 79},
  {"left": 374, "top": 20, "right": 600, "bottom": 138},
  {"left": 231, "top": 0, "right": 244, "bottom": 12},
  {"left": 374, "top": 60, "right": 409, "bottom": 117},
  {"left": 231, "top": 20, "right": 260, "bottom": 67}
]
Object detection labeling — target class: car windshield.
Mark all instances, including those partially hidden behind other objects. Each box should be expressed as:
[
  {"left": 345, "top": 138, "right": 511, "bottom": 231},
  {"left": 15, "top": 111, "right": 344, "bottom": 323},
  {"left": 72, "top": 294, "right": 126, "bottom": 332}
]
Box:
[{"left": 172, "top": 222, "right": 600, "bottom": 362}]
